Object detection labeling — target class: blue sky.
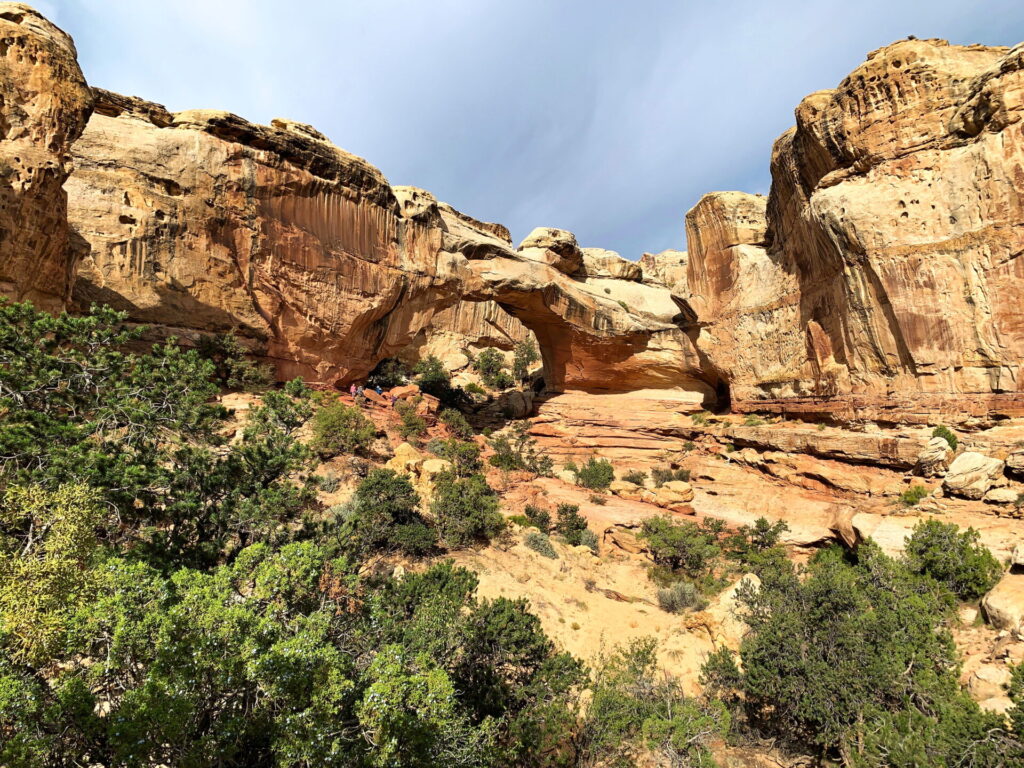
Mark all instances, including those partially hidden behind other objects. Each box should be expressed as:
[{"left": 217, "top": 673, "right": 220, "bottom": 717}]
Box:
[{"left": 45, "top": 1, "right": 1024, "bottom": 259}]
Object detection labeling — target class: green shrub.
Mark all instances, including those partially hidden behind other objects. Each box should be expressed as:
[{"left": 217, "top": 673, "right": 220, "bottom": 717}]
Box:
[
  {"left": 464, "top": 381, "right": 487, "bottom": 399},
  {"left": 413, "top": 355, "right": 463, "bottom": 405},
  {"left": 438, "top": 408, "right": 473, "bottom": 438},
  {"left": 524, "top": 531, "right": 558, "bottom": 559},
  {"left": 683, "top": 441, "right": 695, "bottom": 451},
  {"left": 344, "top": 469, "right": 424, "bottom": 554},
  {"left": 639, "top": 516, "right": 720, "bottom": 578},
  {"left": 472, "top": 347, "right": 505, "bottom": 383},
  {"left": 725, "top": 517, "right": 789, "bottom": 574},
  {"left": 621, "top": 469, "right": 647, "bottom": 485},
  {"left": 575, "top": 456, "right": 615, "bottom": 490},
  {"left": 426, "top": 437, "right": 481, "bottom": 477},
  {"left": 616, "top": 299, "right": 629, "bottom": 312},
  {"left": 512, "top": 338, "right": 540, "bottom": 380},
  {"left": 310, "top": 400, "right": 376, "bottom": 457},
  {"left": 1017, "top": 492, "right": 1024, "bottom": 510},
  {"left": 390, "top": 521, "right": 439, "bottom": 555},
  {"left": 430, "top": 471, "right": 504, "bottom": 548},
  {"left": 651, "top": 467, "right": 690, "bottom": 487},
  {"left": 656, "top": 581, "right": 706, "bottom": 613},
  {"left": 899, "top": 484, "right": 930, "bottom": 507},
  {"left": 690, "top": 411, "right": 709, "bottom": 426},
  {"left": 507, "top": 514, "right": 533, "bottom": 528},
  {"left": 579, "top": 639, "right": 728, "bottom": 767},
  {"left": 932, "top": 424, "right": 958, "bottom": 451},
  {"left": 902, "top": 519, "right": 1002, "bottom": 600},
  {"left": 743, "top": 413, "right": 765, "bottom": 426},
  {"left": 487, "top": 422, "right": 553, "bottom": 475},
  {"left": 395, "top": 400, "right": 427, "bottom": 440},
  {"left": 579, "top": 528, "right": 599, "bottom": 554},
  {"left": 588, "top": 493, "right": 607, "bottom": 506},
  {"left": 314, "top": 471, "right": 341, "bottom": 493},
  {"left": 705, "top": 543, "right": 1017, "bottom": 763},
  {"left": 555, "top": 503, "right": 589, "bottom": 546},
  {"left": 490, "top": 370, "right": 516, "bottom": 390},
  {"left": 524, "top": 504, "right": 551, "bottom": 530},
  {"left": 196, "top": 331, "right": 272, "bottom": 390}
]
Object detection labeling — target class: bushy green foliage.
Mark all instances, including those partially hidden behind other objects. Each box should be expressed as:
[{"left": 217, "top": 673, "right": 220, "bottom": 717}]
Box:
[
  {"left": 902, "top": 519, "right": 1002, "bottom": 600},
  {"left": 931, "top": 424, "right": 958, "bottom": 451},
  {"left": 473, "top": 348, "right": 508, "bottom": 388},
  {"left": 690, "top": 411, "right": 709, "bottom": 426},
  {"left": 650, "top": 466, "right": 690, "bottom": 487},
  {"left": 413, "top": 355, "right": 461, "bottom": 405},
  {"left": 524, "top": 504, "right": 551, "bottom": 530},
  {"left": 574, "top": 456, "right": 615, "bottom": 490},
  {"left": 196, "top": 331, "right": 272, "bottom": 389},
  {"left": 588, "top": 493, "right": 607, "bottom": 505},
  {"left": 743, "top": 413, "right": 765, "bottom": 426},
  {"left": 724, "top": 517, "right": 789, "bottom": 575},
  {"left": 656, "top": 581, "right": 706, "bottom": 613},
  {"left": 439, "top": 408, "right": 474, "bottom": 438},
  {"left": 555, "top": 503, "right": 590, "bottom": 547},
  {"left": 579, "top": 639, "right": 728, "bottom": 767},
  {"left": 512, "top": 339, "right": 540, "bottom": 380},
  {"left": 524, "top": 531, "right": 557, "bottom": 559},
  {"left": 639, "top": 516, "right": 720, "bottom": 578},
  {"left": 899, "top": 484, "right": 930, "bottom": 507},
  {"left": 464, "top": 381, "right": 487, "bottom": 399},
  {"left": 396, "top": 400, "right": 428, "bottom": 440},
  {"left": 487, "top": 422, "right": 553, "bottom": 476},
  {"left": 0, "top": 302, "right": 599, "bottom": 768},
  {"left": 341, "top": 469, "right": 430, "bottom": 555},
  {"left": 426, "top": 438, "right": 482, "bottom": 477},
  {"left": 430, "top": 471, "right": 504, "bottom": 548},
  {"left": 579, "top": 529, "right": 599, "bottom": 554},
  {"left": 621, "top": 469, "right": 647, "bottom": 485},
  {"left": 705, "top": 543, "right": 1021, "bottom": 763},
  {"left": 311, "top": 400, "right": 376, "bottom": 457},
  {"left": 367, "top": 357, "right": 410, "bottom": 389},
  {"left": 489, "top": 370, "right": 516, "bottom": 390}
]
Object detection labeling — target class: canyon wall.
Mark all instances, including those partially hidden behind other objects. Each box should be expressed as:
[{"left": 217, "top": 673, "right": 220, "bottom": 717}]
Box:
[
  {"left": 0, "top": 3, "right": 91, "bottom": 311},
  {"left": 2, "top": 2, "right": 1022, "bottom": 424}
]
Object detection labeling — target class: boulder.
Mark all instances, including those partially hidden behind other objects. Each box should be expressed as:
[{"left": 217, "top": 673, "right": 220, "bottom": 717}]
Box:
[
  {"left": 579, "top": 248, "right": 642, "bottom": 281},
  {"left": 985, "top": 488, "right": 1020, "bottom": 505},
  {"left": 609, "top": 480, "right": 645, "bottom": 501},
  {"left": 517, "top": 227, "right": 583, "bottom": 275},
  {"left": 1012, "top": 543, "right": 1024, "bottom": 570},
  {"left": 1007, "top": 449, "right": 1024, "bottom": 480},
  {"left": 978, "top": 696, "right": 1014, "bottom": 716},
  {"left": 968, "top": 664, "right": 1012, "bottom": 701},
  {"left": 389, "top": 384, "right": 420, "bottom": 400},
  {"left": 942, "top": 452, "right": 1005, "bottom": 500},
  {"left": 385, "top": 442, "right": 424, "bottom": 475},
  {"left": 982, "top": 574, "right": 1024, "bottom": 631},
  {"left": 915, "top": 437, "right": 954, "bottom": 477}
]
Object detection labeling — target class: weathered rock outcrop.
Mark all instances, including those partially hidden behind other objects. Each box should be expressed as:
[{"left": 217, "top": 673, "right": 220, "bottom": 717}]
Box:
[
  {"left": 750, "top": 39, "right": 1024, "bottom": 422},
  {"left": 0, "top": 3, "right": 92, "bottom": 311},
  {"left": 66, "top": 92, "right": 716, "bottom": 394},
  {"left": 684, "top": 192, "right": 804, "bottom": 404}
]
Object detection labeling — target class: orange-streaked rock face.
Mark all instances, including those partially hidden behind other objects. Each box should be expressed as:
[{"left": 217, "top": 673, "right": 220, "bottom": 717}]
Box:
[
  {"left": 66, "top": 93, "right": 716, "bottom": 396},
  {"left": 0, "top": 3, "right": 92, "bottom": 311},
  {"left": 766, "top": 39, "right": 1024, "bottom": 405},
  {"left": 681, "top": 39, "right": 1024, "bottom": 423}
]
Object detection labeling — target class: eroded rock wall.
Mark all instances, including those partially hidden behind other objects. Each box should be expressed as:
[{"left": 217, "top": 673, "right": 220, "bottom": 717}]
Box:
[
  {"left": 0, "top": 3, "right": 92, "bottom": 311},
  {"left": 754, "top": 38, "right": 1024, "bottom": 422}
]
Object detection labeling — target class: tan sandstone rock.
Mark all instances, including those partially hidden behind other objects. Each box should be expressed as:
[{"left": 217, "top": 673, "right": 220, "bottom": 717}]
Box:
[
  {"left": 516, "top": 227, "right": 583, "bottom": 275},
  {"left": 943, "top": 451, "right": 1005, "bottom": 499},
  {"left": 982, "top": 573, "right": 1024, "bottom": 631},
  {"left": 916, "top": 437, "right": 955, "bottom": 477},
  {"left": 0, "top": 3, "right": 93, "bottom": 310}
]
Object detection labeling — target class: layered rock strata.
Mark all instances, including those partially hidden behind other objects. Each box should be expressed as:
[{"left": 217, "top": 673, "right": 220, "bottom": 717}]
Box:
[{"left": 0, "top": 3, "right": 92, "bottom": 310}]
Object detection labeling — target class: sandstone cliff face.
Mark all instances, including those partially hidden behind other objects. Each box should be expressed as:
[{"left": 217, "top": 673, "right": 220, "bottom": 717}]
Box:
[
  {"left": 67, "top": 93, "right": 716, "bottom": 395},
  {"left": 755, "top": 38, "right": 1024, "bottom": 421},
  {"left": 0, "top": 3, "right": 92, "bottom": 311},
  {"left": 399, "top": 300, "right": 533, "bottom": 372}
]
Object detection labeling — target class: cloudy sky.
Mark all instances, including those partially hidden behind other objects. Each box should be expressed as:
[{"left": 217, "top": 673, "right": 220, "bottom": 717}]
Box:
[{"left": 45, "top": 0, "right": 1024, "bottom": 258}]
